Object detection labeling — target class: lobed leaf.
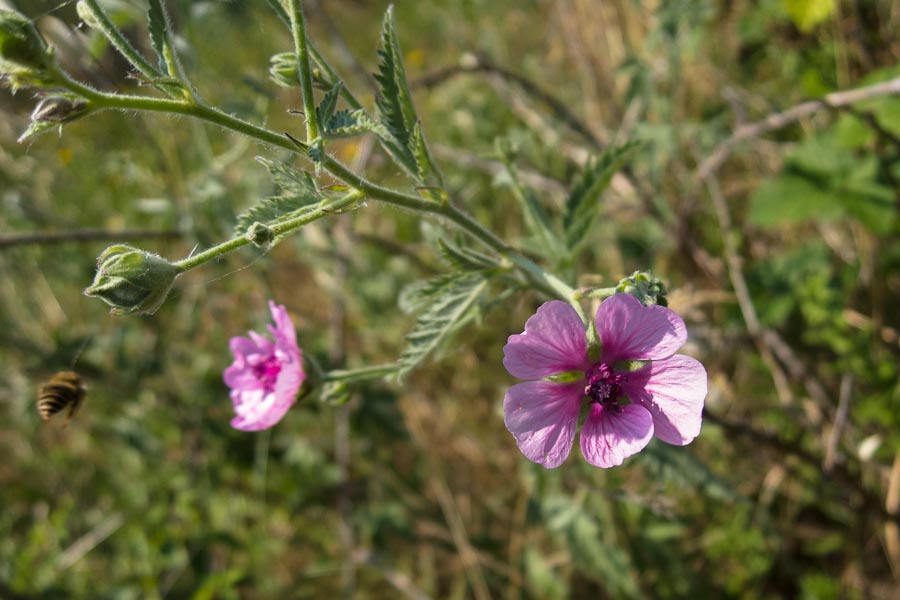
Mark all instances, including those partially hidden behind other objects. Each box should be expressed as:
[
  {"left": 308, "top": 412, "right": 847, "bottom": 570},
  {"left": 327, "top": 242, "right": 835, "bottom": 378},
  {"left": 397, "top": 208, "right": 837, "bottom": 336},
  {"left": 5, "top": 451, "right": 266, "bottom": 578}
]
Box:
[
  {"left": 436, "top": 237, "right": 499, "bottom": 272},
  {"left": 147, "top": 0, "right": 170, "bottom": 75},
  {"left": 233, "top": 194, "right": 320, "bottom": 238},
  {"left": 316, "top": 81, "right": 342, "bottom": 129},
  {"left": 373, "top": 6, "right": 436, "bottom": 182},
  {"left": 397, "top": 272, "right": 489, "bottom": 378},
  {"left": 324, "top": 109, "right": 391, "bottom": 140},
  {"left": 563, "top": 141, "right": 640, "bottom": 251},
  {"left": 255, "top": 157, "right": 318, "bottom": 196}
]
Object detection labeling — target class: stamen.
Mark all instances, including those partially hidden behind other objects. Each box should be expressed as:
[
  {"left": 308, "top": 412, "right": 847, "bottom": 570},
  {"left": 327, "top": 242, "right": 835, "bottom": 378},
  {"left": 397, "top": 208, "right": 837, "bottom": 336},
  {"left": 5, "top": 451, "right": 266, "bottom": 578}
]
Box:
[{"left": 584, "top": 363, "right": 628, "bottom": 408}]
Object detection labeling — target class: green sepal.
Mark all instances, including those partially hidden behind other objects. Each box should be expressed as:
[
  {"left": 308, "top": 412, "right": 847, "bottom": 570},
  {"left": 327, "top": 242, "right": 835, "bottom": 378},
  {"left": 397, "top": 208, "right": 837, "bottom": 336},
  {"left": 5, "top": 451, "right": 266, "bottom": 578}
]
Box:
[{"left": 84, "top": 244, "right": 181, "bottom": 316}]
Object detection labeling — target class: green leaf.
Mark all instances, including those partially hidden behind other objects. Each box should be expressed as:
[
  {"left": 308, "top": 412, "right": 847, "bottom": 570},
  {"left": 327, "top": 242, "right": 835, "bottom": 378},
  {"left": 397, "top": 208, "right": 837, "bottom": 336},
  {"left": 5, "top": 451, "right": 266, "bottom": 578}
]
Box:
[
  {"left": 316, "top": 81, "right": 342, "bottom": 129},
  {"left": 563, "top": 141, "right": 640, "bottom": 250},
  {"left": 397, "top": 272, "right": 489, "bottom": 378},
  {"left": 323, "top": 109, "right": 391, "bottom": 140},
  {"left": 373, "top": 6, "right": 422, "bottom": 179},
  {"left": 255, "top": 157, "right": 318, "bottom": 196},
  {"left": 436, "top": 237, "right": 499, "bottom": 272},
  {"left": 784, "top": 0, "right": 835, "bottom": 32},
  {"left": 234, "top": 195, "right": 320, "bottom": 237},
  {"left": 147, "top": 0, "right": 170, "bottom": 75},
  {"left": 496, "top": 141, "right": 565, "bottom": 260},
  {"left": 411, "top": 121, "right": 443, "bottom": 187}
]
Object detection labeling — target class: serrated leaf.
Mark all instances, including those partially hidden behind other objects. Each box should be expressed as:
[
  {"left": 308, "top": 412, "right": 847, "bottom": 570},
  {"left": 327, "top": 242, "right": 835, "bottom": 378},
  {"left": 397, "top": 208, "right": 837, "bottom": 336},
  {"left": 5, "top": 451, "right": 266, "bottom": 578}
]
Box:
[
  {"left": 316, "top": 81, "right": 342, "bottom": 128},
  {"left": 411, "top": 121, "right": 443, "bottom": 187},
  {"left": 234, "top": 194, "right": 321, "bottom": 237},
  {"left": 436, "top": 238, "right": 499, "bottom": 272},
  {"left": 147, "top": 0, "right": 171, "bottom": 75},
  {"left": 324, "top": 109, "right": 391, "bottom": 140},
  {"left": 564, "top": 141, "right": 640, "bottom": 250},
  {"left": 397, "top": 272, "right": 488, "bottom": 378},
  {"left": 255, "top": 157, "right": 318, "bottom": 195},
  {"left": 497, "top": 171, "right": 564, "bottom": 261},
  {"left": 373, "top": 6, "right": 421, "bottom": 178}
]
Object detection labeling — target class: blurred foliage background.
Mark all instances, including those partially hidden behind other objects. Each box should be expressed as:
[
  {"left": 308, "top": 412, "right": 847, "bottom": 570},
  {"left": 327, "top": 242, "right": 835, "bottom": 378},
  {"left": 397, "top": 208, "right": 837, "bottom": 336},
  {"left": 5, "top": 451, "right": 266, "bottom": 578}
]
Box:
[{"left": 1, "top": 0, "right": 899, "bottom": 598}]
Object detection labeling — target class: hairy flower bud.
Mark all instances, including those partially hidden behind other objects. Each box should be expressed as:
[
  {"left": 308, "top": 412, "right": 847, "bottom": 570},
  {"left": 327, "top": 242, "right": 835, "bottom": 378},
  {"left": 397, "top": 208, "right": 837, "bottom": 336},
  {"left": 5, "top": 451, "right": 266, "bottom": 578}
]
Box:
[
  {"left": 615, "top": 271, "right": 668, "bottom": 307},
  {"left": 0, "top": 9, "right": 53, "bottom": 88},
  {"left": 84, "top": 245, "right": 181, "bottom": 315},
  {"left": 269, "top": 52, "right": 298, "bottom": 88},
  {"left": 31, "top": 95, "right": 89, "bottom": 122},
  {"left": 244, "top": 221, "right": 275, "bottom": 248}
]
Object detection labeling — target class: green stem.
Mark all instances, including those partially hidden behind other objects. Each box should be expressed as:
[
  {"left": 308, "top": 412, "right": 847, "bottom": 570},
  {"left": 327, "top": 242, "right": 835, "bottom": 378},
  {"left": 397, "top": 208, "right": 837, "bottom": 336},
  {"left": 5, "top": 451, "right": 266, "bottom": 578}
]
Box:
[
  {"left": 173, "top": 192, "right": 363, "bottom": 271},
  {"left": 325, "top": 364, "right": 397, "bottom": 382},
  {"left": 80, "top": 0, "right": 159, "bottom": 78},
  {"left": 574, "top": 286, "right": 617, "bottom": 301},
  {"left": 53, "top": 65, "right": 581, "bottom": 310},
  {"left": 287, "top": 0, "right": 319, "bottom": 142}
]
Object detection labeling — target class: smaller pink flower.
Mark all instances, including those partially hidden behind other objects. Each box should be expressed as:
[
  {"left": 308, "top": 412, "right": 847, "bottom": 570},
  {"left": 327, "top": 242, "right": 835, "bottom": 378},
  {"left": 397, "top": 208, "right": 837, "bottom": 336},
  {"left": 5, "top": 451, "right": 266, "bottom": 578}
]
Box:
[
  {"left": 503, "top": 294, "right": 707, "bottom": 468},
  {"left": 224, "top": 300, "right": 305, "bottom": 431}
]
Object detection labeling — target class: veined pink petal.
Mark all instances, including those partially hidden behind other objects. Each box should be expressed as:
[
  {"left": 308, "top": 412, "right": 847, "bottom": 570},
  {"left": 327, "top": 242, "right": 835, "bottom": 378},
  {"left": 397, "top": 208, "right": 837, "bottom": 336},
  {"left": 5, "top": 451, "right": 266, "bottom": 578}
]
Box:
[
  {"left": 268, "top": 300, "right": 298, "bottom": 347},
  {"left": 622, "top": 354, "right": 707, "bottom": 445},
  {"left": 503, "top": 381, "right": 583, "bottom": 468},
  {"left": 580, "top": 403, "right": 653, "bottom": 468},
  {"left": 503, "top": 301, "right": 590, "bottom": 380},
  {"left": 595, "top": 294, "right": 687, "bottom": 363}
]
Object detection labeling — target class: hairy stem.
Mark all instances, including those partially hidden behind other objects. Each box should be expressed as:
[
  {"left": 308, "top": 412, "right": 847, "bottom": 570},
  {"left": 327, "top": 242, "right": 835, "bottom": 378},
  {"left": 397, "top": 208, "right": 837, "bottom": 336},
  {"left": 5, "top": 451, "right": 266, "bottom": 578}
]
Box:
[
  {"left": 287, "top": 0, "right": 320, "bottom": 141},
  {"left": 52, "top": 64, "right": 580, "bottom": 308}
]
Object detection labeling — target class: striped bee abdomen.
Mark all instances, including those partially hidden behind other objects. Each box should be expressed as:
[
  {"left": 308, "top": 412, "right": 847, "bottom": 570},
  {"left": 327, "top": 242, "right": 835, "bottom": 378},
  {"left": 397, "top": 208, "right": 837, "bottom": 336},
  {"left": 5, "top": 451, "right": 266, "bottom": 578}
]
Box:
[{"left": 37, "top": 371, "right": 86, "bottom": 424}]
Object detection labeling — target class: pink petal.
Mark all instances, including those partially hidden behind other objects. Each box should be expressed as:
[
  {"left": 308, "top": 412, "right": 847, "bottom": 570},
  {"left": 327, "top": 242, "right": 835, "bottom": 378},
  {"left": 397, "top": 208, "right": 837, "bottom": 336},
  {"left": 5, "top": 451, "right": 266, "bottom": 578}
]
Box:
[
  {"left": 503, "top": 301, "right": 590, "bottom": 380},
  {"left": 268, "top": 301, "right": 298, "bottom": 347},
  {"left": 621, "top": 355, "right": 707, "bottom": 445},
  {"left": 595, "top": 294, "right": 687, "bottom": 363},
  {"left": 229, "top": 335, "right": 262, "bottom": 359},
  {"left": 230, "top": 386, "right": 294, "bottom": 431},
  {"left": 580, "top": 403, "right": 654, "bottom": 468},
  {"left": 503, "top": 381, "right": 583, "bottom": 468}
]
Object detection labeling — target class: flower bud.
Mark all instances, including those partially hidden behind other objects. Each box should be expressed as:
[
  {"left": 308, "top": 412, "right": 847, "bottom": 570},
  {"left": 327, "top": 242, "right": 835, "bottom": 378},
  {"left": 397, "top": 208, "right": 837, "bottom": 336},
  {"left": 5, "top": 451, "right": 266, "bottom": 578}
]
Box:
[
  {"left": 31, "top": 95, "right": 89, "bottom": 122},
  {"left": 615, "top": 271, "right": 668, "bottom": 307},
  {"left": 244, "top": 221, "right": 275, "bottom": 248},
  {"left": 0, "top": 10, "right": 52, "bottom": 87},
  {"left": 84, "top": 245, "right": 181, "bottom": 315},
  {"left": 269, "top": 52, "right": 298, "bottom": 88}
]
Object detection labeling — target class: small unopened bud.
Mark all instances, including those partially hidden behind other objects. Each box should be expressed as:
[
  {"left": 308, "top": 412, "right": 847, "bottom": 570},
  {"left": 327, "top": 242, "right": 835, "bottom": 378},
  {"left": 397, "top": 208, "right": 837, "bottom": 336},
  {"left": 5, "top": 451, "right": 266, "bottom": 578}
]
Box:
[
  {"left": 269, "top": 52, "right": 298, "bottom": 88},
  {"left": 0, "top": 10, "right": 52, "bottom": 86},
  {"left": 245, "top": 222, "right": 275, "bottom": 248},
  {"left": 84, "top": 245, "right": 181, "bottom": 315},
  {"left": 31, "top": 96, "right": 89, "bottom": 122},
  {"left": 616, "top": 271, "right": 668, "bottom": 307}
]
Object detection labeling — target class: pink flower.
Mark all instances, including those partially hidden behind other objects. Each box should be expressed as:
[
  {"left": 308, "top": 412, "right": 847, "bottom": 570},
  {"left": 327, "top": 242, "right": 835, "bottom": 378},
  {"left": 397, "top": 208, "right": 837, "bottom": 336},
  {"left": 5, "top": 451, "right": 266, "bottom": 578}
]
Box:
[
  {"left": 502, "top": 293, "right": 707, "bottom": 468},
  {"left": 223, "top": 301, "right": 305, "bottom": 431}
]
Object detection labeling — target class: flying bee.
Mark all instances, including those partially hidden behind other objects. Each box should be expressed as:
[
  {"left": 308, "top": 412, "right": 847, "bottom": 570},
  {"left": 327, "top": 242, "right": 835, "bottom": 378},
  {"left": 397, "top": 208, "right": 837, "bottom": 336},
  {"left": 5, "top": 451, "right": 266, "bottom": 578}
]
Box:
[{"left": 37, "top": 371, "right": 86, "bottom": 426}]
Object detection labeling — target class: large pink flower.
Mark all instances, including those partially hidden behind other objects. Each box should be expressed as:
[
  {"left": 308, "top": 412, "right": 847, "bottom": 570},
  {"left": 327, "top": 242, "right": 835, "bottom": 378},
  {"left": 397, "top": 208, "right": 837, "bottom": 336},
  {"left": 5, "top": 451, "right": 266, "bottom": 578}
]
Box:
[
  {"left": 224, "top": 300, "right": 305, "bottom": 431},
  {"left": 502, "top": 293, "right": 707, "bottom": 468}
]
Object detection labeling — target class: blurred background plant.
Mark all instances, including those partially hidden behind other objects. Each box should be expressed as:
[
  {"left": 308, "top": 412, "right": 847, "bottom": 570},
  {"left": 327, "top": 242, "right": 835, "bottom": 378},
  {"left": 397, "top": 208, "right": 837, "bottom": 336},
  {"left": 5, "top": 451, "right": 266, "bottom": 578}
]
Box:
[{"left": 1, "top": 0, "right": 899, "bottom": 597}]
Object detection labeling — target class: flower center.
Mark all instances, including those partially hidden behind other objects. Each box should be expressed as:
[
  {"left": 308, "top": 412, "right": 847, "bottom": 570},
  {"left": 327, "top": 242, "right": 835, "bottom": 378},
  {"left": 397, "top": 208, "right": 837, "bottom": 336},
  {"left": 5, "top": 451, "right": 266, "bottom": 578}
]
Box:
[
  {"left": 584, "top": 363, "right": 628, "bottom": 409},
  {"left": 253, "top": 354, "right": 282, "bottom": 392}
]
